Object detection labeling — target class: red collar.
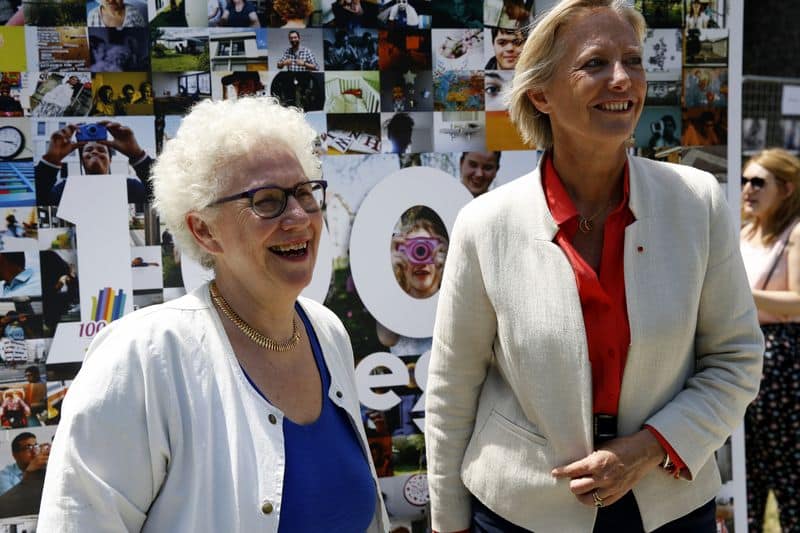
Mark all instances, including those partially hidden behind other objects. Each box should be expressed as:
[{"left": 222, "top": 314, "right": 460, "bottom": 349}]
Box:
[{"left": 542, "top": 153, "right": 631, "bottom": 226}]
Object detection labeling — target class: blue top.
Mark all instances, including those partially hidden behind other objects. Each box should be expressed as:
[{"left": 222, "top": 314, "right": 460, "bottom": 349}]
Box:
[
  {"left": 0, "top": 462, "right": 22, "bottom": 495},
  {"left": 241, "top": 303, "right": 376, "bottom": 532}
]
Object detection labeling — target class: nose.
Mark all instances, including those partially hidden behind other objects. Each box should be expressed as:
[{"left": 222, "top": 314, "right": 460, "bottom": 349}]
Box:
[
  {"left": 279, "top": 196, "right": 311, "bottom": 229},
  {"left": 609, "top": 60, "right": 632, "bottom": 91}
]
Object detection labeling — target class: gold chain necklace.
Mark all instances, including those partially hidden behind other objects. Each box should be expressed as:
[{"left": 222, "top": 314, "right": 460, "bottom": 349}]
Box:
[
  {"left": 209, "top": 280, "right": 300, "bottom": 352},
  {"left": 578, "top": 201, "right": 614, "bottom": 233}
]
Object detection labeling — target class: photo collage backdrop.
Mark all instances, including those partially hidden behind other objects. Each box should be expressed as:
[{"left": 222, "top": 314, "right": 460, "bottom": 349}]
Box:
[{"left": 0, "top": 0, "right": 734, "bottom": 529}]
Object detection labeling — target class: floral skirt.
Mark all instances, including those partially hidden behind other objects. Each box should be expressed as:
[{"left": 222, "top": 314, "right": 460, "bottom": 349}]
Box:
[{"left": 745, "top": 322, "right": 800, "bottom": 533}]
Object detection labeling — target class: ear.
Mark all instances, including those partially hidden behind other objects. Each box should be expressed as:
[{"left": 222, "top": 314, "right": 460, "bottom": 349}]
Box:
[
  {"left": 783, "top": 181, "right": 796, "bottom": 199},
  {"left": 526, "top": 88, "right": 551, "bottom": 115},
  {"left": 185, "top": 211, "right": 224, "bottom": 256}
]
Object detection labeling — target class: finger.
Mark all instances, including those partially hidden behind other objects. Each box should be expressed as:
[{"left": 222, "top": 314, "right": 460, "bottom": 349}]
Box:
[
  {"left": 568, "top": 476, "right": 596, "bottom": 495},
  {"left": 552, "top": 457, "right": 592, "bottom": 478}
]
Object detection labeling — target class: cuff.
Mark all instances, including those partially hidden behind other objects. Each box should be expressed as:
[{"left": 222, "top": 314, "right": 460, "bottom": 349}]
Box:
[
  {"left": 38, "top": 158, "right": 62, "bottom": 170},
  {"left": 644, "top": 425, "right": 687, "bottom": 479},
  {"left": 129, "top": 152, "right": 148, "bottom": 166}
]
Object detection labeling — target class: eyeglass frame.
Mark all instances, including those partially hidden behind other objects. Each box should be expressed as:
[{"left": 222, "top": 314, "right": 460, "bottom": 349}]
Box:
[
  {"left": 741, "top": 175, "right": 785, "bottom": 191},
  {"left": 207, "top": 179, "right": 328, "bottom": 219}
]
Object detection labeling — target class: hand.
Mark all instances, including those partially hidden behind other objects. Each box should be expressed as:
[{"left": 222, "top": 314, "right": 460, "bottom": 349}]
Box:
[
  {"left": 390, "top": 234, "right": 409, "bottom": 269},
  {"left": 42, "top": 124, "right": 81, "bottom": 166},
  {"left": 551, "top": 430, "right": 664, "bottom": 508},
  {"left": 25, "top": 447, "right": 49, "bottom": 474},
  {"left": 98, "top": 120, "right": 144, "bottom": 160}
]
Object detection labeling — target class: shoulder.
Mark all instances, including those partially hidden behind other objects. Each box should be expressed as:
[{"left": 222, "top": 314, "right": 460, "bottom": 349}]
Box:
[
  {"left": 456, "top": 169, "right": 540, "bottom": 228},
  {"left": 297, "top": 297, "right": 345, "bottom": 334},
  {"left": 630, "top": 155, "right": 722, "bottom": 206}
]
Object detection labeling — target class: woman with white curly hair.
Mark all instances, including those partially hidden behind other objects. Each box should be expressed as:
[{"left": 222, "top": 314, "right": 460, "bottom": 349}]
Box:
[{"left": 38, "top": 97, "right": 388, "bottom": 532}]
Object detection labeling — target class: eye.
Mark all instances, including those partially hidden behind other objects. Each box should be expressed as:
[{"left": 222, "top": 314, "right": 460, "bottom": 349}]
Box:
[
  {"left": 625, "top": 55, "right": 643, "bottom": 66},
  {"left": 485, "top": 84, "right": 501, "bottom": 96},
  {"left": 583, "top": 58, "right": 605, "bottom": 68}
]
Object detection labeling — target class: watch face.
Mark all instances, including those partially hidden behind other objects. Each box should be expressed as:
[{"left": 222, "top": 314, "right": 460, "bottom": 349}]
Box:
[
  {"left": 402, "top": 472, "right": 429, "bottom": 506},
  {"left": 0, "top": 126, "right": 25, "bottom": 160}
]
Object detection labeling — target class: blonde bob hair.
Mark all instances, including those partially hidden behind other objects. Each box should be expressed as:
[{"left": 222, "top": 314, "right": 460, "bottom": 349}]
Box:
[
  {"left": 507, "top": 0, "right": 646, "bottom": 149},
  {"left": 742, "top": 148, "right": 800, "bottom": 246},
  {"left": 151, "top": 96, "right": 322, "bottom": 269}
]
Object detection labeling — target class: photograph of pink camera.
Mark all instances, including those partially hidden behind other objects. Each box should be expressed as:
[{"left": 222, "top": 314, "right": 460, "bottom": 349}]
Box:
[{"left": 397, "top": 237, "right": 440, "bottom": 265}]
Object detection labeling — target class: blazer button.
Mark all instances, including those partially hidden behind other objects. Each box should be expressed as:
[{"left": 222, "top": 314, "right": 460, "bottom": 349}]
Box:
[
  {"left": 261, "top": 500, "right": 274, "bottom": 514},
  {"left": 268, "top": 414, "right": 277, "bottom": 424},
  {"left": 335, "top": 390, "right": 343, "bottom": 399}
]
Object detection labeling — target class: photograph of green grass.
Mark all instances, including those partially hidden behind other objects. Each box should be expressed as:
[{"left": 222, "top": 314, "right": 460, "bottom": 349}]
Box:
[{"left": 151, "top": 27, "right": 209, "bottom": 72}]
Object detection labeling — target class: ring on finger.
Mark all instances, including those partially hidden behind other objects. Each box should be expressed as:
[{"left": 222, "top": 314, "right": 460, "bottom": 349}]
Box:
[{"left": 592, "top": 489, "right": 604, "bottom": 508}]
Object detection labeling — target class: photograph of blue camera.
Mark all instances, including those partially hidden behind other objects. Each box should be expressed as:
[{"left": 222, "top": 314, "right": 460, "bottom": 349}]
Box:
[
  {"left": 397, "top": 237, "right": 440, "bottom": 265},
  {"left": 75, "top": 123, "right": 108, "bottom": 142}
]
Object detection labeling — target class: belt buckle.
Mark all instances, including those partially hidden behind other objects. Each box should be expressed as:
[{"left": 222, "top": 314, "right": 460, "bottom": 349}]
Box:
[{"left": 593, "top": 413, "right": 617, "bottom": 444}]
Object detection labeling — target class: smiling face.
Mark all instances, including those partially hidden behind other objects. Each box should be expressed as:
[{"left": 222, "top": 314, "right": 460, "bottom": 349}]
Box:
[
  {"left": 81, "top": 142, "right": 111, "bottom": 174},
  {"left": 742, "top": 162, "right": 790, "bottom": 222},
  {"left": 528, "top": 8, "right": 646, "bottom": 153},
  {"left": 202, "top": 142, "right": 321, "bottom": 297},
  {"left": 288, "top": 31, "right": 301, "bottom": 49},
  {"left": 460, "top": 151, "right": 500, "bottom": 196},
  {"left": 493, "top": 29, "right": 524, "bottom": 69},
  {"left": 400, "top": 227, "right": 440, "bottom": 298}
]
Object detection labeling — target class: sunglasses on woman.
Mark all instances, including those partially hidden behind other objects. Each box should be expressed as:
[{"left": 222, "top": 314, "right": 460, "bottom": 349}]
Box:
[{"left": 741, "top": 176, "right": 768, "bottom": 190}]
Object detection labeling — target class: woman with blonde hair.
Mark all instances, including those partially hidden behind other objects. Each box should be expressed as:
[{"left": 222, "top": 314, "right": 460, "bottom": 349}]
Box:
[
  {"left": 740, "top": 148, "right": 800, "bottom": 533},
  {"left": 425, "top": 0, "right": 762, "bottom": 531}
]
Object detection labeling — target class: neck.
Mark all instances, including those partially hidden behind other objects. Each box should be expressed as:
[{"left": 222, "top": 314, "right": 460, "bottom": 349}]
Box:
[
  {"left": 212, "top": 273, "right": 298, "bottom": 342},
  {"left": 550, "top": 142, "right": 627, "bottom": 211},
  {"left": 103, "top": 3, "right": 124, "bottom": 14}
]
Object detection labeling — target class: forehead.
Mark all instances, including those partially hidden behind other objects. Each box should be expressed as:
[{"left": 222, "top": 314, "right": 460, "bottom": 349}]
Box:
[
  {"left": 744, "top": 162, "right": 774, "bottom": 179},
  {"left": 495, "top": 30, "right": 521, "bottom": 41},
  {"left": 559, "top": 8, "right": 641, "bottom": 55},
  {"left": 17, "top": 437, "right": 36, "bottom": 447},
  {"left": 463, "top": 152, "right": 498, "bottom": 166},
  {"left": 83, "top": 142, "right": 108, "bottom": 152},
  {"left": 225, "top": 142, "right": 306, "bottom": 192}
]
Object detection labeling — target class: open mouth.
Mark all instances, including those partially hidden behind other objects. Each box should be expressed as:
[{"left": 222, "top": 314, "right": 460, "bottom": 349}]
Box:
[
  {"left": 269, "top": 241, "right": 308, "bottom": 258},
  {"left": 595, "top": 101, "right": 633, "bottom": 112},
  {"left": 412, "top": 266, "right": 431, "bottom": 277}
]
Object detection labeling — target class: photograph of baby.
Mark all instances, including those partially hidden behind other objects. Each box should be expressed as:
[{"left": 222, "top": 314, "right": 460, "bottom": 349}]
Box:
[
  {"left": 88, "top": 27, "right": 150, "bottom": 72},
  {"left": 324, "top": 71, "right": 380, "bottom": 114},
  {"left": 389, "top": 205, "right": 448, "bottom": 300}
]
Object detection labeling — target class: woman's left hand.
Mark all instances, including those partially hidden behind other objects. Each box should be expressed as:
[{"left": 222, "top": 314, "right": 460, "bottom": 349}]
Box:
[{"left": 551, "top": 430, "right": 665, "bottom": 507}]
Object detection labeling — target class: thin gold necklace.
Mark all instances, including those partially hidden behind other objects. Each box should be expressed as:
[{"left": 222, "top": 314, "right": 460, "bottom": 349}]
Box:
[
  {"left": 578, "top": 200, "right": 614, "bottom": 233},
  {"left": 209, "top": 280, "right": 300, "bottom": 352}
]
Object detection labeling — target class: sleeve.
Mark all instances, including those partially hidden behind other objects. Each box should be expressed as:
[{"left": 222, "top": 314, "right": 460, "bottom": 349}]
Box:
[
  {"left": 644, "top": 177, "right": 764, "bottom": 478},
  {"left": 131, "top": 155, "right": 153, "bottom": 201},
  {"left": 307, "top": 50, "right": 319, "bottom": 69},
  {"left": 425, "top": 208, "right": 497, "bottom": 532},
  {"left": 0, "top": 468, "right": 18, "bottom": 496},
  {"left": 35, "top": 161, "right": 60, "bottom": 206},
  {"left": 37, "top": 326, "right": 172, "bottom": 533}
]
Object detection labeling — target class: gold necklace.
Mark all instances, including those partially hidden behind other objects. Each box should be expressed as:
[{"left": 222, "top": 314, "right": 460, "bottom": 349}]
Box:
[
  {"left": 209, "top": 280, "right": 300, "bottom": 352},
  {"left": 578, "top": 201, "right": 614, "bottom": 233}
]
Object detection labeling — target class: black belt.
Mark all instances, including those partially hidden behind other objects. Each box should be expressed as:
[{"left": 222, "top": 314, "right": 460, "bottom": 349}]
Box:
[{"left": 593, "top": 413, "right": 617, "bottom": 446}]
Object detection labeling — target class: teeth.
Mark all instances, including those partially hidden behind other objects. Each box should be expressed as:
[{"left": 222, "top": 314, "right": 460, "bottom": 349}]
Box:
[
  {"left": 599, "top": 101, "right": 629, "bottom": 111},
  {"left": 271, "top": 242, "right": 307, "bottom": 252}
]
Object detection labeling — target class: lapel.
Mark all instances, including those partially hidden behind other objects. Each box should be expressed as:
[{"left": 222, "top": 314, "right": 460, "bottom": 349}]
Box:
[{"left": 619, "top": 156, "right": 664, "bottom": 427}]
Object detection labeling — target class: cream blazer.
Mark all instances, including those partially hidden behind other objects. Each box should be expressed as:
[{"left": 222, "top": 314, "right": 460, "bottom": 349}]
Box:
[{"left": 425, "top": 155, "right": 764, "bottom": 533}]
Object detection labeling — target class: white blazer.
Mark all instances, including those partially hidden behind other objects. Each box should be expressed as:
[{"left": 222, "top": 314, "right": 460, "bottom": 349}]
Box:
[
  {"left": 38, "top": 284, "right": 389, "bottom": 533},
  {"left": 425, "top": 155, "right": 764, "bottom": 533}
]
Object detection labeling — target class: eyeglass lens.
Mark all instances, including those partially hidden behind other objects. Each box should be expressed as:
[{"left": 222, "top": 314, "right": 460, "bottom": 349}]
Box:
[
  {"left": 741, "top": 176, "right": 767, "bottom": 190},
  {"left": 252, "top": 182, "right": 325, "bottom": 218}
]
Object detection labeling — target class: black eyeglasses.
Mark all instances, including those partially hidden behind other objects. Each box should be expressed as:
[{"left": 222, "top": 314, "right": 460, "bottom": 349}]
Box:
[
  {"left": 208, "top": 180, "right": 327, "bottom": 219},
  {"left": 741, "top": 176, "right": 768, "bottom": 190}
]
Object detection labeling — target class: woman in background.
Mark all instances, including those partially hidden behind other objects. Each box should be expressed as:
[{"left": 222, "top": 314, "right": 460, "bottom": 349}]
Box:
[{"left": 740, "top": 148, "right": 800, "bottom": 533}]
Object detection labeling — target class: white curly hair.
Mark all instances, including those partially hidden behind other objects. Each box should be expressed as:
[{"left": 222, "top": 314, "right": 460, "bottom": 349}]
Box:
[{"left": 151, "top": 96, "right": 322, "bottom": 269}]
